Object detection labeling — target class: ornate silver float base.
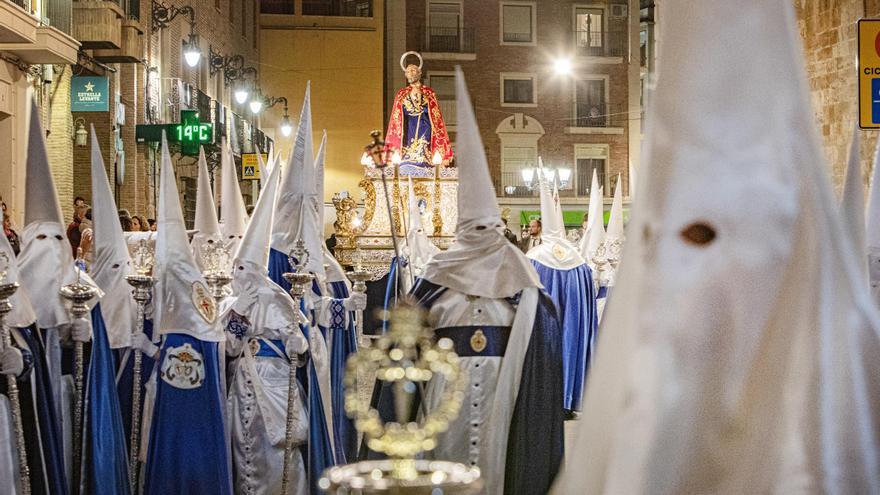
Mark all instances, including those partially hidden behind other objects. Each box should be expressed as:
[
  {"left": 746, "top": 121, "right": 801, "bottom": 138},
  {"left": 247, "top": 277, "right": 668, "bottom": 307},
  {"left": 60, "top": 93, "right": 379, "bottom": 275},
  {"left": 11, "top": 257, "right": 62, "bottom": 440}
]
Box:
[{"left": 320, "top": 460, "right": 481, "bottom": 494}]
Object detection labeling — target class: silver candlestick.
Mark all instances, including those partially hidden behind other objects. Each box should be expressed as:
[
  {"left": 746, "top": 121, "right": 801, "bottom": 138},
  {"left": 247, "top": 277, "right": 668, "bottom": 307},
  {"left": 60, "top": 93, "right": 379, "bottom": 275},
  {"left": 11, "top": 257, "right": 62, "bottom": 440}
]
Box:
[
  {"left": 59, "top": 259, "right": 98, "bottom": 495},
  {"left": 125, "top": 240, "right": 154, "bottom": 494},
  {"left": 347, "top": 247, "right": 371, "bottom": 348},
  {"left": 281, "top": 240, "right": 314, "bottom": 495},
  {"left": 0, "top": 253, "right": 31, "bottom": 495},
  {"left": 202, "top": 241, "right": 233, "bottom": 302}
]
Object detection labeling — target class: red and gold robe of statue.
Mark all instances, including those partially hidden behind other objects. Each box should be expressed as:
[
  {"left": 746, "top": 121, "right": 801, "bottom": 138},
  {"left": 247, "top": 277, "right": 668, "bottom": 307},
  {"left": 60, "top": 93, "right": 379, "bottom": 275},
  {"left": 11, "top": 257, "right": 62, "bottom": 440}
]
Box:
[{"left": 385, "top": 85, "right": 453, "bottom": 167}]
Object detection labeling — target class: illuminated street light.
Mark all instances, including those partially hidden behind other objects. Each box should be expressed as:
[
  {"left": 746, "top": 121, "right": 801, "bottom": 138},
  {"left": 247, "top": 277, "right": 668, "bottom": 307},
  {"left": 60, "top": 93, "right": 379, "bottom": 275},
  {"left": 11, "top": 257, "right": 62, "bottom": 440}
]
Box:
[
  {"left": 553, "top": 57, "right": 572, "bottom": 76},
  {"left": 183, "top": 34, "right": 202, "bottom": 68}
]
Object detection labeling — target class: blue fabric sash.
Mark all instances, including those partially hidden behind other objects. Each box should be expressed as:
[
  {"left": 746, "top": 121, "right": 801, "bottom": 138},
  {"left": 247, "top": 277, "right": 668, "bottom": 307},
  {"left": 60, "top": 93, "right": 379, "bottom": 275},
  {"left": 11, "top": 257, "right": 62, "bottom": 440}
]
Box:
[
  {"left": 597, "top": 285, "right": 609, "bottom": 299},
  {"left": 434, "top": 326, "right": 511, "bottom": 357},
  {"left": 269, "top": 248, "right": 336, "bottom": 492},
  {"left": 327, "top": 280, "right": 358, "bottom": 465},
  {"left": 84, "top": 305, "right": 130, "bottom": 494},
  {"left": 143, "top": 334, "right": 231, "bottom": 494},
  {"left": 382, "top": 257, "right": 401, "bottom": 334},
  {"left": 531, "top": 261, "right": 598, "bottom": 412},
  {"left": 254, "top": 339, "right": 286, "bottom": 359}
]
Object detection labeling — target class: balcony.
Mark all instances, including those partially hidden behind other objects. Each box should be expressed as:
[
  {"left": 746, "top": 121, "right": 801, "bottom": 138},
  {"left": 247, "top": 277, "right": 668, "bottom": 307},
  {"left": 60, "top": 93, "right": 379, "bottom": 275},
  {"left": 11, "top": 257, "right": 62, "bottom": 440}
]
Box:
[
  {"left": 419, "top": 26, "right": 475, "bottom": 58},
  {"left": 565, "top": 102, "right": 626, "bottom": 135},
  {"left": 574, "top": 29, "right": 627, "bottom": 60},
  {"left": 0, "top": 0, "right": 39, "bottom": 43},
  {"left": 92, "top": 17, "right": 143, "bottom": 62},
  {"left": 73, "top": 0, "right": 125, "bottom": 49}
]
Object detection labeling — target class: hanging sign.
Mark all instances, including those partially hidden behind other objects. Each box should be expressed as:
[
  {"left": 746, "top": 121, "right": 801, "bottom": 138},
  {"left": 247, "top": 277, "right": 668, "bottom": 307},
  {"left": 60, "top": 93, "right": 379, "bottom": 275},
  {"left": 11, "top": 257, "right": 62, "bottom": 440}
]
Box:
[{"left": 71, "top": 76, "right": 109, "bottom": 112}]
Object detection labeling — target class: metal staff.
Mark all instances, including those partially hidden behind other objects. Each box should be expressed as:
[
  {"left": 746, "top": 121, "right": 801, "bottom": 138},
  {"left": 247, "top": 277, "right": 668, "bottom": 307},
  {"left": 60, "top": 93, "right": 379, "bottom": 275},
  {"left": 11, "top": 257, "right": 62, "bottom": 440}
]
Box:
[
  {"left": 59, "top": 263, "right": 98, "bottom": 495},
  {"left": 281, "top": 240, "right": 313, "bottom": 495},
  {"left": 347, "top": 249, "right": 371, "bottom": 347},
  {"left": 0, "top": 254, "right": 30, "bottom": 495},
  {"left": 365, "top": 131, "right": 415, "bottom": 294},
  {"left": 124, "top": 240, "right": 155, "bottom": 494}
]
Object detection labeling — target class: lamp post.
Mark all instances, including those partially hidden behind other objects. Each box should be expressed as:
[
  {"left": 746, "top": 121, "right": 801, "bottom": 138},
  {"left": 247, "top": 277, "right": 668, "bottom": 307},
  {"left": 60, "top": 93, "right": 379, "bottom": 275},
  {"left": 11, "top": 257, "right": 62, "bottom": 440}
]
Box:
[
  {"left": 263, "top": 96, "right": 291, "bottom": 136},
  {"left": 151, "top": 1, "right": 201, "bottom": 67}
]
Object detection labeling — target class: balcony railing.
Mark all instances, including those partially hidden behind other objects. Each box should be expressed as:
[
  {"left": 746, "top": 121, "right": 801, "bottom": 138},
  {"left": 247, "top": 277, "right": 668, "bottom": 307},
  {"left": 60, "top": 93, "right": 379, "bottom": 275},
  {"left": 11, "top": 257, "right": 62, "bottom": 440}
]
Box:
[
  {"left": 8, "top": 0, "right": 34, "bottom": 12},
  {"left": 419, "top": 25, "right": 475, "bottom": 54},
  {"left": 45, "top": 0, "right": 72, "bottom": 34},
  {"left": 574, "top": 102, "right": 626, "bottom": 128},
  {"left": 574, "top": 29, "right": 627, "bottom": 58}
]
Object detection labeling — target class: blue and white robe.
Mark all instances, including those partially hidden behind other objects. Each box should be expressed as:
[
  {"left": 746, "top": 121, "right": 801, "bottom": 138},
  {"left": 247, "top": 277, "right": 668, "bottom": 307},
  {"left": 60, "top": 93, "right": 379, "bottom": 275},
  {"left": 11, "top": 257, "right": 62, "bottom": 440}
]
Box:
[
  {"left": 268, "top": 248, "right": 335, "bottom": 493},
  {"left": 143, "top": 333, "right": 231, "bottom": 494},
  {"left": 366, "top": 280, "right": 565, "bottom": 494},
  {"left": 82, "top": 305, "right": 130, "bottom": 494},
  {"left": 530, "top": 261, "right": 598, "bottom": 413}
]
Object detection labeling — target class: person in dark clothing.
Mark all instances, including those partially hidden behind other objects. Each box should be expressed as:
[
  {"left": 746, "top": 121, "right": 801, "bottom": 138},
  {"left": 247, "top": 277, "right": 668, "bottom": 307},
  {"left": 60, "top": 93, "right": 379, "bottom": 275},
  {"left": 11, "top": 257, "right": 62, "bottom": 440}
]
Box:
[
  {"left": 502, "top": 218, "right": 519, "bottom": 246},
  {"left": 66, "top": 204, "right": 87, "bottom": 257}
]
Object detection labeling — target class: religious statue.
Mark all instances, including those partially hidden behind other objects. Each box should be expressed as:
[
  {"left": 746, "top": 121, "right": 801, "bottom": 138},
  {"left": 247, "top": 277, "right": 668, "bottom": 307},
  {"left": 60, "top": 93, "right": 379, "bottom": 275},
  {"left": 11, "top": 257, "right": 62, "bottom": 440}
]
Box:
[{"left": 385, "top": 52, "right": 453, "bottom": 174}]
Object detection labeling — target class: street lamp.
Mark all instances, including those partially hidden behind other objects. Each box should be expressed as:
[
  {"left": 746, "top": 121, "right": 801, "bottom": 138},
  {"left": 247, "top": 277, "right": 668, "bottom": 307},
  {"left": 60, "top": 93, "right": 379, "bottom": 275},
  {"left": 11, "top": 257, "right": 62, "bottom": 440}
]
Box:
[
  {"left": 249, "top": 92, "right": 264, "bottom": 114},
  {"left": 183, "top": 34, "right": 201, "bottom": 68},
  {"left": 234, "top": 85, "right": 249, "bottom": 104},
  {"left": 73, "top": 118, "right": 88, "bottom": 148},
  {"left": 152, "top": 1, "right": 201, "bottom": 67},
  {"left": 521, "top": 167, "right": 535, "bottom": 185},
  {"left": 553, "top": 57, "right": 573, "bottom": 76},
  {"left": 558, "top": 167, "right": 572, "bottom": 186},
  {"left": 280, "top": 113, "right": 292, "bottom": 137}
]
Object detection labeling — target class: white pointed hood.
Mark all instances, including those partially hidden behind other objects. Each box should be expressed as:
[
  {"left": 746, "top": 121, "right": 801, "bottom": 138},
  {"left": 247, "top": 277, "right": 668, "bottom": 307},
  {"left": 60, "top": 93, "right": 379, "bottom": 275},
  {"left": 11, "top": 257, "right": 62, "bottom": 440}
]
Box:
[
  {"left": 257, "top": 144, "right": 272, "bottom": 194},
  {"left": 271, "top": 83, "right": 325, "bottom": 280},
  {"left": 554, "top": 0, "right": 880, "bottom": 492},
  {"left": 89, "top": 126, "right": 135, "bottom": 348},
  {"left": 154, "top": 133, "right": 222, "bottom": 341},
  {"left": 841, "top": 126, "right": 865, "bottom": 278},
  {"left": 527, "top": 158, "right": 585, "bottom": 270},
  {"left": 18, "top": 99, "right": 100, "bottom": 329},
  {"left": 0, "top": 228, "right": 36, "bottom": 329},
  {"left": 192, "top": 146, "right": 222, "bottom": 273},
  {"left": 405, "top": 175, "right": 439, "bottom": 273},
  {"left": 235, "top": 155, "right": 282, "bottom": 270},
  {"left": 220, "top": 144, "right": 248, "bottom": 255},
  {"left": 314, "top": 131, "right": 347, "bottom": 285},
  {"left": 579, "top": 169, "right": 606, "bottom": 263},
  {"left": 420, "top": 68, "right": 541, "bottom": 298},
  {"left": 232, "top": 160, "right": 304, "bottom": 337},
  {"left": 605, "top": 175, "right": 625, "bottom": 242}
]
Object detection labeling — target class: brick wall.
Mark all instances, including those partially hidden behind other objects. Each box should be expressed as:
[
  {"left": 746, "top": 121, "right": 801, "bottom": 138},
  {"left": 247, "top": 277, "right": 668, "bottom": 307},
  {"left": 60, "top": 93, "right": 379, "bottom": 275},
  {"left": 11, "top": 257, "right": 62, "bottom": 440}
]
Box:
[
  {"left": 399, "top": 0, "right": 635, "bottom": 199},
  {"left": 44, "top": 66, "right": 76, "bottom": 223},
  {"left": 796, "top": 0, "right": 880, "bottom": 192}
]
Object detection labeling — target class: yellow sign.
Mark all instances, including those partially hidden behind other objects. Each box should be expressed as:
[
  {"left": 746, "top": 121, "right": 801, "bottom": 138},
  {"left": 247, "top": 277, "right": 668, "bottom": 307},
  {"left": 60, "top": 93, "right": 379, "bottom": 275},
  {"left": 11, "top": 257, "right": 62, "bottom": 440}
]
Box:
[
  {"left": 241, "top": 154, "right": 267, "bottom": 180},
  {"left": 858, "top": 20, "right": 880, "bottom": 128}
]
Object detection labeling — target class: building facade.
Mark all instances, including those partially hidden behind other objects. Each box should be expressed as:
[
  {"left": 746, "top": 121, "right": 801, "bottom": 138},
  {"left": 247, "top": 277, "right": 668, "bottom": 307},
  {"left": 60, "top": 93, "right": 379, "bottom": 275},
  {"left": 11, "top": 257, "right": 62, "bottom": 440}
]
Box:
[
  {"left": 2, "top": 0, "right": 273, "bottom": 230},
  {"left": 259, "top": 0, "right": 385, "bottom": 209},
  {"left": 385, "top": 0, "right": 642, "bottom": 227}
]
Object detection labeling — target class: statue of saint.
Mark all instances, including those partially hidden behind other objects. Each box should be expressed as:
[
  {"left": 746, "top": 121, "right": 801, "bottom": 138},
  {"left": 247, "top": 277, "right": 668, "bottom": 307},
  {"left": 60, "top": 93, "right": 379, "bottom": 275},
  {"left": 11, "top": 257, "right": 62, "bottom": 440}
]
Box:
[{"left": 385, "top": 52, "right": 453, "bottom": 174}]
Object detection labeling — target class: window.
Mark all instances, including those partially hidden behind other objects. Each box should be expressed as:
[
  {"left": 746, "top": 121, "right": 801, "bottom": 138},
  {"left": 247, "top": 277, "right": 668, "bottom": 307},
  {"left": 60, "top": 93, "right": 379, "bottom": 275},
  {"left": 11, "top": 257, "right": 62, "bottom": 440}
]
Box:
[
  {"left": 574, "top": 144, "right": 608, "bottom": 197},
  {"left": 303, "top": 0, "right": 373, "bottom": 16},
  {"left": 428, "top": 73, "right": 456, "bottom": 127},
  {"left": 501, "top": 2, "right": 535, "bottom": 44},
  {"left": 575, "top": 7, "right": 604, "bottom": 49},
  {"left": 502, "top": 145, "right": 537, "bottom": 194},
  {"left": 501, "top": 73, "right": 536, "bottom": 107},
  {"left": 575, "top": 77, "right": 607, "bottom": 127},
  {"left": 427, "top": 2, "right": 462, "bottom": 51}
]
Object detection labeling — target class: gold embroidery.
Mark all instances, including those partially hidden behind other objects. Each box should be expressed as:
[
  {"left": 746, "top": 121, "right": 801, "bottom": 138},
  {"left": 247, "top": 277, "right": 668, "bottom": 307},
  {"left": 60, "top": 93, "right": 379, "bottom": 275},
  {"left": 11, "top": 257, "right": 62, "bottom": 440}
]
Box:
[{"left": 470, "top": 329, "right": 487, "bottom": 353}]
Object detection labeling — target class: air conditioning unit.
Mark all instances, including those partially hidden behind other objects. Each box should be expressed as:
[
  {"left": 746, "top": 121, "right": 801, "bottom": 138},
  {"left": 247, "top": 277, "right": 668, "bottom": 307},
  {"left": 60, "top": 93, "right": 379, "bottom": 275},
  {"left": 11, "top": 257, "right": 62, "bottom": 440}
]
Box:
[{"left": 611, "top": 4, "right": 628, "bottom": 18}]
